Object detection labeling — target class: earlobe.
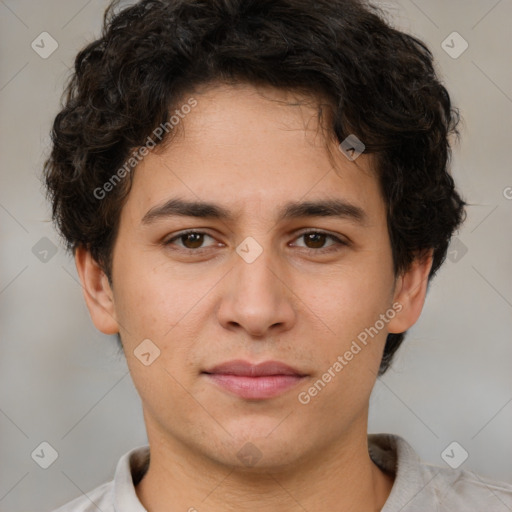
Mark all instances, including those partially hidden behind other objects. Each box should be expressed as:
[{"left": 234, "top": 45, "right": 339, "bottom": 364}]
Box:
[
  {"left": 387, "top": 250, "right": 433, "bottom": 334},
  {"left": 74, "top": 246, "right": 119, "bottom": 335}
]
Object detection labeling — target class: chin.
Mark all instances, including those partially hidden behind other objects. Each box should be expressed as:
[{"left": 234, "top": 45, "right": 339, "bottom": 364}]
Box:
[{"left": 211, "top": 428, "right": 307, "bottom": 471}]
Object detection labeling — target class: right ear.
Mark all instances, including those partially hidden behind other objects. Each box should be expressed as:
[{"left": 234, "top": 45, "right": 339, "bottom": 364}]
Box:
[{"left": 74, "top": 246, "right": 119, "bottom": 335}]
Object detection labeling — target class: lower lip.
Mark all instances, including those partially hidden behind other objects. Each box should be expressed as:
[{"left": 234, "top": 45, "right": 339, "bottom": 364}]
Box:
[{"left": 203, "top": 373, "right": 305, "bottom": 399}]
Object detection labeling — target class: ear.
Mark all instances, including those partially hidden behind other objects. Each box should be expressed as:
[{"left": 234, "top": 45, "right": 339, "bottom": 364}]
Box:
[
  {"left": 387, "top": 250, "right": 433, "bottom": 334},
  {"left": 74, "top": 246, "right": 119, "bottom": 335}
]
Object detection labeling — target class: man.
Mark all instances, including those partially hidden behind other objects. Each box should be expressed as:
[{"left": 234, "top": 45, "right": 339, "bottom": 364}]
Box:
[{"left": 44, "top": 0, "right": 512, "bottom": 510}]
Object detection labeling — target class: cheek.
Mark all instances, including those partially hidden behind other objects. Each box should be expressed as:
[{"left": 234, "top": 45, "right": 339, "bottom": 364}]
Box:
[
  {"left": 112, "top": 252, "right": 220, "bottom": 355},
  {"left": 302, "top": 261, "right": 394, "bottom": 329},
  {"left": 111, "top": 251, "right": 177, "bottom": 343},
  {"left": 297, "top": 261, "right": 395, "bottom": 380}
]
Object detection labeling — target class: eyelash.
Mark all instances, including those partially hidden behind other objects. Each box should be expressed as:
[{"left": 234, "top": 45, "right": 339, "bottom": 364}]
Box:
[{"left": 163, "top": 229, "right": 348, "bottom": 255}]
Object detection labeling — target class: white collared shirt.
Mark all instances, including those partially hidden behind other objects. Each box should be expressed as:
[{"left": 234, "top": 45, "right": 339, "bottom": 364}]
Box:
[{"left": 52, "top": 433, "right": 512, "bottom": 511}]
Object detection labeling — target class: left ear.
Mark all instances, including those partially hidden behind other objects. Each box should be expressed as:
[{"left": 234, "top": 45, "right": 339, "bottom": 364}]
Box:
[{"left": 387, "top": 250, "right": 433, "bottom": 334}]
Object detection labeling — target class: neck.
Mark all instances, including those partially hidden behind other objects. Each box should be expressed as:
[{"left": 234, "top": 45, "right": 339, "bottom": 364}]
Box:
[{"left": 135, "top": 421, "right": 394, "bottom": 512}]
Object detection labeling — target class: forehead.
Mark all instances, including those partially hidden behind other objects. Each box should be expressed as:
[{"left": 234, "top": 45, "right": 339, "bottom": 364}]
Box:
[{"left": 123, "top": 82, "right": 383, "bottom": 224}]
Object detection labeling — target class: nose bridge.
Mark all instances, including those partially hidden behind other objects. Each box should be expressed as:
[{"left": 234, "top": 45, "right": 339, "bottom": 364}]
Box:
[
  {"left": 236, "top": 237, "right": 279, "bottom": 294},
  {"left": 217, "top": 236, "right": 296, "bottom": 336}
]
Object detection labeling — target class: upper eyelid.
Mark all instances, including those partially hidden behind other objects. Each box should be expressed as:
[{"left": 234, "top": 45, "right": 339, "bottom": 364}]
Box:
[{"left": 165, "top": 229, "right": 346, "bottom": 248}]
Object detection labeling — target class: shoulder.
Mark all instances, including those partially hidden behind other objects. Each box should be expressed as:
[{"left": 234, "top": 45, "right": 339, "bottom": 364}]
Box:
[
  {"left": 369, "top": 433, "right": 512, "bottom": 511},
  {"left": 51, "top": 480, "right": 114, "bottom": 512},
  {"left": 419, "top": 459, "right": 512, "bottom": 510},
  {"left": 51, "top": 444, "right": 149, "bottom": 512}
]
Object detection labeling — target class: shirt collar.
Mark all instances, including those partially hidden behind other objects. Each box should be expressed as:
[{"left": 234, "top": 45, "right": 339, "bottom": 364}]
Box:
[
  {"left": 113, "top": 444, "right": 150, "bottom": 512},
  {"left": 111, "top": 434, "right": 428, "bottom": 511},
  {"left": 369, "top": 433, "right": 439, "bottom": 511}
]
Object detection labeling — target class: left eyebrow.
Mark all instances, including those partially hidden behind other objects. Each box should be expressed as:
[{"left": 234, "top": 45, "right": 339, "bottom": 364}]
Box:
[
  {"left": 141, "top": 197, "right": 367, "bottom": 226},
  {"left": 279, "top": 199, "right": 367, "bottom": 225}
]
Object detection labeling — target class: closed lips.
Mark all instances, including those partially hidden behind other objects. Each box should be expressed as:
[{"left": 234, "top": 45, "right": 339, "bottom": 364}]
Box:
[{"left": 202, "top": 360, "right": 307, "bottom": 377}]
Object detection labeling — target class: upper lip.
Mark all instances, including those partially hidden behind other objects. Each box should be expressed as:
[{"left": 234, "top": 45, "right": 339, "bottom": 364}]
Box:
[{"left": 203, "top": 360, "right": 306, "bottom": 377}]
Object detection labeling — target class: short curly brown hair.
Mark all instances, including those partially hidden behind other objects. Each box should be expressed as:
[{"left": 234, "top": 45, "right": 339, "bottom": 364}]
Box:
[{"left": 43, "top": 0, "right": 466, "bottom": 375}]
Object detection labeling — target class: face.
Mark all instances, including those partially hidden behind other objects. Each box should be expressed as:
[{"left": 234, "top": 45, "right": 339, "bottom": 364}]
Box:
[{"left": 78, "top": 82, "right": 430, "bottom": 470}]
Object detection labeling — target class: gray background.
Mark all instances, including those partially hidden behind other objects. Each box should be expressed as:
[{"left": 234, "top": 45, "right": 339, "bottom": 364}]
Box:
[{"left": 1, "top": 0, "right": 511, "bottom": 511}]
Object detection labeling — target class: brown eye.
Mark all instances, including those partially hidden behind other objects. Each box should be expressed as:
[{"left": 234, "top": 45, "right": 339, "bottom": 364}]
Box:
[
  {"left": 292, "top": 231, "right": 347, "bottom": 253},
  {"left": 303, "top": 232, "right": 328, "bottom": 249},
  {"left": 180, "top": 232, "right": 205, "bottom": 249},
  {"left": 165, "top": 231, "right": 216, "bottom": 251}
]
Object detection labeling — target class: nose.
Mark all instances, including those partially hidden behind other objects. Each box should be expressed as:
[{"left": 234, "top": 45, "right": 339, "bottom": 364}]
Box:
[{"left": 216, "top": 242, "right": 297, "bottom": 338}]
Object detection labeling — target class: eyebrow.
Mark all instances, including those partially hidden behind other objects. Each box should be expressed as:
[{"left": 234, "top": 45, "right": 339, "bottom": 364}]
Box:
[{"left": 141, "top": 197, "right": 367, "bottom": 225}]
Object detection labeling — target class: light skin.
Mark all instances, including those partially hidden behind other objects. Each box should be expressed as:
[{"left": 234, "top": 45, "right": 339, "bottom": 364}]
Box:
[{"left": 75, "top": 82, "right": 432, "bottom": 511}]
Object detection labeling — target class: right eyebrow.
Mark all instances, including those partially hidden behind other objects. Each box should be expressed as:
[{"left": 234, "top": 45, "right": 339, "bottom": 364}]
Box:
[{"left": 141, "top": 198, "right": 235, "bottom": 225}]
